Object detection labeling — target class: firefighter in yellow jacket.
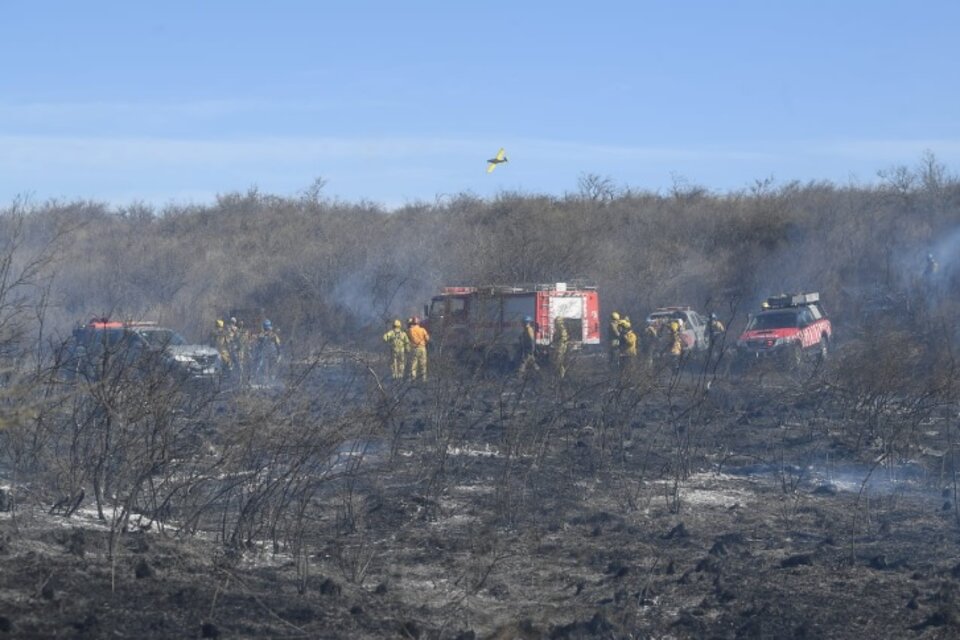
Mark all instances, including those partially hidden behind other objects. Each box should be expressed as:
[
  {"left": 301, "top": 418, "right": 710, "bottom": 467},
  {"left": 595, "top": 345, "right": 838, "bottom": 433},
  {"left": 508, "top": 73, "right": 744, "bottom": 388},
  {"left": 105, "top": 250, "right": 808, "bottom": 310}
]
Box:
[
  {"left": 407, "top": 317, "right": 430, "bottom": 382},
  {"left": 621, "top": 320, "right": 638, "bottom": 357},
  {"left": 608, "top": 311, "right": 630, "bottom": 369},
  {"left": 620, "top": 320, "right": 639, "bottom": 375},
  {"left": 211, "top": 319, "right": 233, "bottom": 371},
  {"left": 551, "top": 316, "right": 569, "bottom": 378},
  {"left": 667, "top": 319, "right": 683, "bottom": 357},
  {"left": 518, "top": 316, "right": 540, "bottom": 375},
  {"left": 383, "top": 319, "right": 410, "bottom": 380}
]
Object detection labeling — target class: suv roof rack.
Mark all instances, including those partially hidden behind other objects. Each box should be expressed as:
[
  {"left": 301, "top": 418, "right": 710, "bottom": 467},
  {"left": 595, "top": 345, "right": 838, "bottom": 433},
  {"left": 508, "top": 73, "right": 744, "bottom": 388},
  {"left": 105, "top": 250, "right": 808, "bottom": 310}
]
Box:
[{"left": 765, "top": 292, "right": 820, "bottom": 309}]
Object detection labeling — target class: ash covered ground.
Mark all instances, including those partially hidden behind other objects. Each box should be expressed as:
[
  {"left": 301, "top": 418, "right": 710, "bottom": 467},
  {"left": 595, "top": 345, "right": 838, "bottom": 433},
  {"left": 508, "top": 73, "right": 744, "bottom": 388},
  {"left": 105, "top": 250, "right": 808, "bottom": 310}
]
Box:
[{"left": 2, "top": 351, "right": 960, "bottom": 639}]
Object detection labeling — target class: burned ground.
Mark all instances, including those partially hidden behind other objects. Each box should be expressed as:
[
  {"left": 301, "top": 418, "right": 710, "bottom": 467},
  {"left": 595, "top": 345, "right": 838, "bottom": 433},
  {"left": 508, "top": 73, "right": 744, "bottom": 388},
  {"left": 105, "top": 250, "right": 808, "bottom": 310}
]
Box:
[
  {"left": 2, "top": 351, "right": 960, "bottom": 639},
  {"left": 1, "top": 157, "right": 960, "bottom": 637}
]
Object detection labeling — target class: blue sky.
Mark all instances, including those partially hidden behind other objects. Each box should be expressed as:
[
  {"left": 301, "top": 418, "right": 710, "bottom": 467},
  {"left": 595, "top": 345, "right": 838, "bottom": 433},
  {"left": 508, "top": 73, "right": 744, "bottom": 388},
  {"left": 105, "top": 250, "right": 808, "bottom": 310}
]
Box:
[{"left": 2, "top": 1, "right": 958, "bottom": 208}]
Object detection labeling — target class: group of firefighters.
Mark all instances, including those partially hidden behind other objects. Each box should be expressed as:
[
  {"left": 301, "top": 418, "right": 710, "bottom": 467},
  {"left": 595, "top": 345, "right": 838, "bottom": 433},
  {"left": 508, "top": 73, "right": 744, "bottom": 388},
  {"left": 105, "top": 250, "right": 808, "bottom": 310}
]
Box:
[
  {"left": 381, "top": 310, "right": 728, "bottom": 381},
  {"left": 606, "top": 310, "right": 726, "bottom": 368},
  {"left": 211, "top": 316, "right": 282, "bottom": 383},
  {"left": 382, "top": 316, "right": 431, "bottom": 381},
  {"left": 518, "top": 315, "right": 568, "bottom": 378},
  {"left": 226, "top": 251, "right": 942, "bottom": 385},
  {"left": 381, "top": 314, "right": 569, "bottom": 382}
]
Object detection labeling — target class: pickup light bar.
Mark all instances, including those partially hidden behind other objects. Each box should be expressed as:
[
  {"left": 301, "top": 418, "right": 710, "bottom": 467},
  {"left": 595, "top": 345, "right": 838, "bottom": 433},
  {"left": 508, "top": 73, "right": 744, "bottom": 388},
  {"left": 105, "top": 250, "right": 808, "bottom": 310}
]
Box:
[{"left": 765, "top": 292, "right": 820, "bottom": 309}]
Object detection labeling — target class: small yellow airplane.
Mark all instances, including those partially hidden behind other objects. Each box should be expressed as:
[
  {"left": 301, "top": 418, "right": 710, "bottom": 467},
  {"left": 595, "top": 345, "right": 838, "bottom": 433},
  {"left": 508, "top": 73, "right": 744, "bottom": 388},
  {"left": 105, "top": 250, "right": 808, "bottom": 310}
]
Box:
[{"left": 486, "top": 148, "right": 508, "bottom": 173}]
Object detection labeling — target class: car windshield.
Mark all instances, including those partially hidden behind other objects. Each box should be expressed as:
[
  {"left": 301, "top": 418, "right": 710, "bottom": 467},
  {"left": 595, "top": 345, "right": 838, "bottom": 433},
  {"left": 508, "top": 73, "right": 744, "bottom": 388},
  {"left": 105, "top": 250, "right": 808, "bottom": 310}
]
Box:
[
  {"left": 135, "top": 328, "right": 187, "bottom": 348},
  {"left": 746, "top": 311, "right": 798, "bottom": 331},
  {"left": 647, "top": 312, "right": 682, "bottom": 323}
]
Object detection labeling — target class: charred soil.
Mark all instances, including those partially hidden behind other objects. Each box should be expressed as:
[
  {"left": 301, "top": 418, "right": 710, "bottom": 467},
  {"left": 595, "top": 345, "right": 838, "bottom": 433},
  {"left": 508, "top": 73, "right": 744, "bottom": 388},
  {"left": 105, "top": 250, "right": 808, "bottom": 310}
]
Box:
[{"left": 2, "top": 355, "right": 959, "bottom": 639}]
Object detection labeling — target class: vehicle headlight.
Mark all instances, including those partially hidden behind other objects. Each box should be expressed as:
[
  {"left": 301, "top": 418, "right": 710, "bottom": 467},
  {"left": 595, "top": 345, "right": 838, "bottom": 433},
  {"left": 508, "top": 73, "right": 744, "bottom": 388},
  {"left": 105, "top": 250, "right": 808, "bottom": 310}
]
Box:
[{"left": 172, "top": 354, "right": 195, "bottom": 363}]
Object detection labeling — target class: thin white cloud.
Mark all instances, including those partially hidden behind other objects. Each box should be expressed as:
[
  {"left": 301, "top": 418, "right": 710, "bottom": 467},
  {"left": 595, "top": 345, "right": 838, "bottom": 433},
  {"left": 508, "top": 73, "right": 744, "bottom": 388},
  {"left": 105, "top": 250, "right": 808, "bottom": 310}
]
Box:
[
  {"left": 0, "top": 97, "right": 400, "bottom": 125},
  {"left": 513, "top": 139, "right": 778, "bottom": 163},
  {"left": 0, "top": 133, "right": 780, "bottom": 169},
  {"left": 805, "top": 138, "right": 960, "bottom": 160},
  {"left": 0, "top": 135, "right": 471, "bottom": 168}
]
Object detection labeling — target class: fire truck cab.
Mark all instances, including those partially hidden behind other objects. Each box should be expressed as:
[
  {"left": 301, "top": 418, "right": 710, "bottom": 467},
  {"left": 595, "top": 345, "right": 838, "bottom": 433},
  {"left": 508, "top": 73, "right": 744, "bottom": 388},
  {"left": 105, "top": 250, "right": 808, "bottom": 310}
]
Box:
[{"left": 425, "top": 282, "right": 601, "bottom": 365}]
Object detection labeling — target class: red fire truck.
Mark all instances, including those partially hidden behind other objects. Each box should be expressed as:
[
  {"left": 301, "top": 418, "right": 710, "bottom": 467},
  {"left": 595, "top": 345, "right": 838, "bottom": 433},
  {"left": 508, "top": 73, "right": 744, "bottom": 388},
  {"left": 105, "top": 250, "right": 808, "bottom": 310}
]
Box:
[{"left": 424, "top": 282, "right": 601, "bottom": 366}]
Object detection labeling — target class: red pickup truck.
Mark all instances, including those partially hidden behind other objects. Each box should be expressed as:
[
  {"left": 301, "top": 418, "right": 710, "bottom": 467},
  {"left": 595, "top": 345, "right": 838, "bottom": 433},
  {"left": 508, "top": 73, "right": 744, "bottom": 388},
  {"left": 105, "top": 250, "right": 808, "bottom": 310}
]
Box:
[{"left": 736, "top": 292, "right": 832, "bottom": 367}]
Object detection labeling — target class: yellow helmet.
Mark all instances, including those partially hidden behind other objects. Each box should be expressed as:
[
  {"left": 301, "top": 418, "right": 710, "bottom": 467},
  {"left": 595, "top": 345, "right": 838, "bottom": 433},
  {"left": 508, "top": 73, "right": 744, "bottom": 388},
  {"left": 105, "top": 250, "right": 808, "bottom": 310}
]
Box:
[
  {"left": 393, "top": 319, "right": 402, "bottom": 329},
  {"left": 216, "top": 319, "right": 224, "bottom": 329},
  {"left": 611, "top": 311, "right": 620, "bottom": 321}
]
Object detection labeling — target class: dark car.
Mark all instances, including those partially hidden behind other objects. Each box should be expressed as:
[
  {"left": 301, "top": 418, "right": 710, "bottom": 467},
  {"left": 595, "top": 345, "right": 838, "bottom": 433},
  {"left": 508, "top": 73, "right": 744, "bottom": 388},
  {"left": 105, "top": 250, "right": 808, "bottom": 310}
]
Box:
[{"left": 65, "top": 319, "right": 220, "bottom": 382}]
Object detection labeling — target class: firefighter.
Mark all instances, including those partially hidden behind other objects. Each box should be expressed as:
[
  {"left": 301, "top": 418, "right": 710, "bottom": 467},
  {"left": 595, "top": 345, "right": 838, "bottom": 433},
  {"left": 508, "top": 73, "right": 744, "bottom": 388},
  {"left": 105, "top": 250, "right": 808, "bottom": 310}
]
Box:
[
  {"left": 518, "top": 316, "right": 539, "bottom": 375},
  {"left": 551, "top": 316, "right": 569, "bottom": 378},
  {"left": 226, "top": 317, "right": 244, "bottom": 378},
  {"left": 234, "top": 319, "right": 251, "bottom": 383},
  {"left": 211, "top": 319, "right": 233, "bottom": 371},
  {"left": 642, "top": 319, "right": 660, "bottom": 366},
  {"left": 608, "top": 311, "right": 630, "bottom": 369},
  {"left": 227, "top": 316, "right": 239, "bottom": 340},
  {"left": 925, "top": 252, "right": 939, "bottom": 277},
  {"left": 619, "top": 320, "right": 639, "bottom": 375},
  {"left": 407, "top": 317, "right": 430, "bottom": 382},
  {"left": 708, "top": 313, "right": 725, "bottom": 350},
  {"left": 254, "top": 319, "right": 282, "bottom": 383},
  {"left": 609, "top": 311, "right": 623, "bottom": 367},
  {"left": 667, "top": 319, "right": 683, "bottom": 358},
  {"left": 383, "top": 319, "right": 410, "bottom": 380},
  {"left": 621, "top": 320, "right": 638, "bottom": 357}
]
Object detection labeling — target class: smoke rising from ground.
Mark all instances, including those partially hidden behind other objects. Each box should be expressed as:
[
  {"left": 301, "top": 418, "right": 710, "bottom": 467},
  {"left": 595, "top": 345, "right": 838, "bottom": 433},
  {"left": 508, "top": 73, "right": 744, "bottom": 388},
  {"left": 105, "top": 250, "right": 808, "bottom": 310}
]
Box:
[{"left": 1, "top": 155, "right": 957, "bottom": 344}]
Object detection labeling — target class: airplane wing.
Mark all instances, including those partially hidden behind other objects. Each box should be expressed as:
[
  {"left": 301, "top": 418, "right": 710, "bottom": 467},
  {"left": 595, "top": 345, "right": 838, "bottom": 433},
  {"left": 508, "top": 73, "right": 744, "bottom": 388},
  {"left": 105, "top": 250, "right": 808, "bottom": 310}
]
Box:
[{"left": 486, "top": 148, "right": 506, "bottom": 173}]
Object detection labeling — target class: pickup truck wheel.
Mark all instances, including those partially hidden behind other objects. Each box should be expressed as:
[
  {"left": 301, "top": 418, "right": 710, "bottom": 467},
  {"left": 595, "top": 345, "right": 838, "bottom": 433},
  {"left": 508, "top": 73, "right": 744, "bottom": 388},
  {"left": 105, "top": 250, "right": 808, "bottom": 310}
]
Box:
[{"left": 788, "top": 343, "right": 803, "bottom": 369}]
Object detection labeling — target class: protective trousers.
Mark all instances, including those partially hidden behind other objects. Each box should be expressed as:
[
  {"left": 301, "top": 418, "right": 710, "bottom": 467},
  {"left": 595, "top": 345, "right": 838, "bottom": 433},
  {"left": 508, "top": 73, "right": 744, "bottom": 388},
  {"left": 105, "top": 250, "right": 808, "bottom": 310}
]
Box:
[
  {"left": 552, "top": 344, "right": 567, "bottom": 378},
  {"left": 519, "top": 353, "right": 539, "bottom": 375},
  {"left": 391, "top": 349, "right": 406, "bottom": 380},
  {"left": 410, "top": 345, "right": 428, "bottom": 381},
  {"left": 609, "top": 341, "right": 620, "bottom": 370}
]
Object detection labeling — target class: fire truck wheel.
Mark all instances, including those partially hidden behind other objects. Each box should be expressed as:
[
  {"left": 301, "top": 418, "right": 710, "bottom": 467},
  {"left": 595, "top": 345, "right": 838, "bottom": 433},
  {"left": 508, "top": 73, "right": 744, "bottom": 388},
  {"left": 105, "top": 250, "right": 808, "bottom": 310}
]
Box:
[{"left": 818, "top": 336, "right": 829, "bottom": 361}]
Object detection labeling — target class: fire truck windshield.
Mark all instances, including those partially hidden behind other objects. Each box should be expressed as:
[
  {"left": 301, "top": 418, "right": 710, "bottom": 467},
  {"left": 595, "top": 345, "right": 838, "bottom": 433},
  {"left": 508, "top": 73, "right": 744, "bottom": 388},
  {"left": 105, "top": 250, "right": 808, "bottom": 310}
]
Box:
[{"left": 430, "top": 297, "right": 466, "bottom": 318}]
